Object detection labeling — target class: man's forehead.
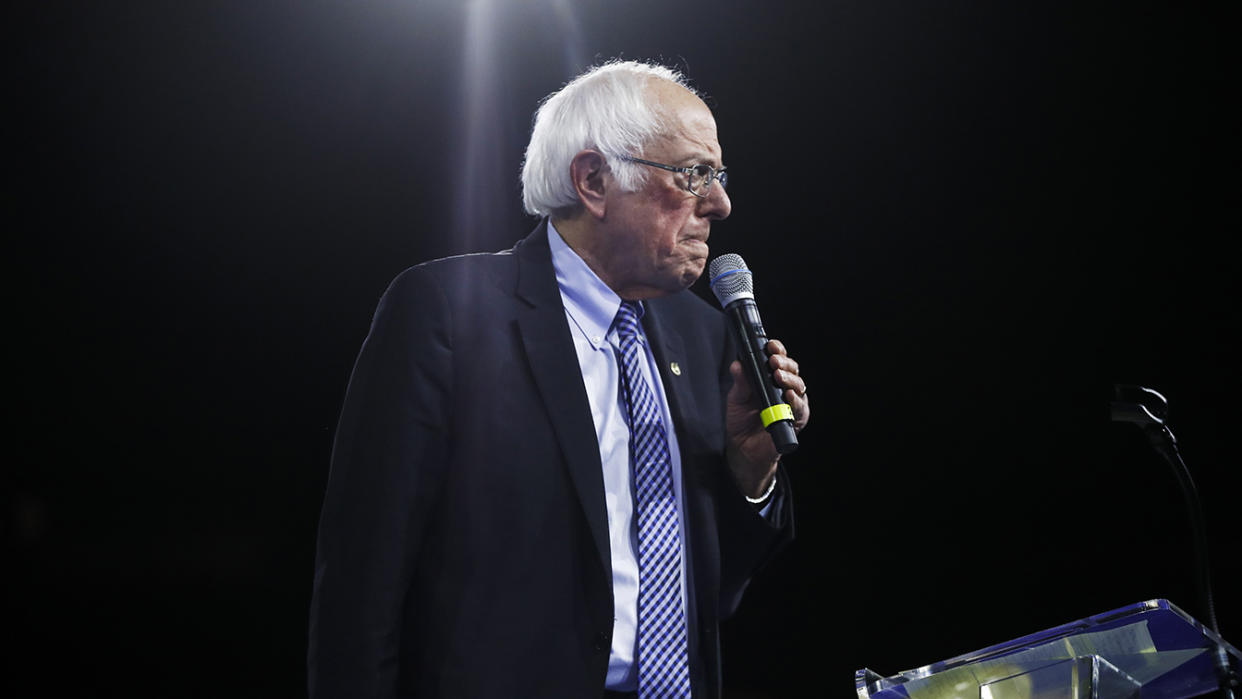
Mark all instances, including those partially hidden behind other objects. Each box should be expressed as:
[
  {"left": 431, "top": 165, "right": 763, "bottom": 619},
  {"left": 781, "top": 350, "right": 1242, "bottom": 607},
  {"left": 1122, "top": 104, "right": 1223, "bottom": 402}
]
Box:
[
  {"left": 643, "top": 80, "right": 721, "bottom": 160},
  {"left": 658, "top": 117, "right": 722, "bottom": 165}
]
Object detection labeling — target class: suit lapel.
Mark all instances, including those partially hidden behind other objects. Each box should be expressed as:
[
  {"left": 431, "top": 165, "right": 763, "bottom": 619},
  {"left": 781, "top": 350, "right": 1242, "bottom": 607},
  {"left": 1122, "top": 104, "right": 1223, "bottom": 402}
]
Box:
[
  {"left": 642, "top": 299, "right": 701, "bottom": 444},
  {"left": 513, "top": 222, "right": 612, "bottom": 579}
]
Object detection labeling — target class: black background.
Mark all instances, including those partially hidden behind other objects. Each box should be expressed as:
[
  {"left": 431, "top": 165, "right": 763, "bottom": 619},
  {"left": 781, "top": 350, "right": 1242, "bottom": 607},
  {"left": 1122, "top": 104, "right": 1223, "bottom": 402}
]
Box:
[{"left": 11, "top": 1, "right": 1239, "bottom": 697}]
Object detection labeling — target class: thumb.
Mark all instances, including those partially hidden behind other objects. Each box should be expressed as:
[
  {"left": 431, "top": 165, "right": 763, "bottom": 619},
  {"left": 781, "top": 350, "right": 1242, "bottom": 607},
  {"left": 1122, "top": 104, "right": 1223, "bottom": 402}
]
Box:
[{"left": 727, "top": 360, "right": 752, "bottom": 404}]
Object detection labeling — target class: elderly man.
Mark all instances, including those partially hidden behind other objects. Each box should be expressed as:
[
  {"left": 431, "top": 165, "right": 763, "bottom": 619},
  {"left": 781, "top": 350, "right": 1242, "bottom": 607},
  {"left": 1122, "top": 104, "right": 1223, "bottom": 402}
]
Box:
[{"left": 308, "top": 60, "right": 810, "bottom": 699}]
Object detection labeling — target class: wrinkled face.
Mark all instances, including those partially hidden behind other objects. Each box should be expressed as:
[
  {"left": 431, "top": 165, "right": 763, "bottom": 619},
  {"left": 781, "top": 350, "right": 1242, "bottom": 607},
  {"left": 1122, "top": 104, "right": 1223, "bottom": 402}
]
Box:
[{"left": 602, "top": 82, "right": 732, "bottom": 299}]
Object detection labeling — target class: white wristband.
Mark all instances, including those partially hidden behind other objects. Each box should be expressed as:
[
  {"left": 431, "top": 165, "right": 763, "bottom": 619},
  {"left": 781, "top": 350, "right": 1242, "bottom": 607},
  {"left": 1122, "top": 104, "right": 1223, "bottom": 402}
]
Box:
[{"left": 744, "top": 473, "right": 778, "bottom": 504}]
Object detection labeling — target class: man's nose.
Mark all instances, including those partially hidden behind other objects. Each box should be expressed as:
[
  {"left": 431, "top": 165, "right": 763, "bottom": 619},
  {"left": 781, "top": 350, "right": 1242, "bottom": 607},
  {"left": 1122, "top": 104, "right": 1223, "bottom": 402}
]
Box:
[{"left": 701, "top": 181, "right": 731, "bottom": 220}]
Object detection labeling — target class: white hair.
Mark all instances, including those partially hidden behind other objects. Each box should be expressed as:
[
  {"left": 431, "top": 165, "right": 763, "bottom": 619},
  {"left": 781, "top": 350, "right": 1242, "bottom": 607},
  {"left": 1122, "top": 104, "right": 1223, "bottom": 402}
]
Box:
[{"left": 520, "top": 60, "right": 697, "bottom": 218}]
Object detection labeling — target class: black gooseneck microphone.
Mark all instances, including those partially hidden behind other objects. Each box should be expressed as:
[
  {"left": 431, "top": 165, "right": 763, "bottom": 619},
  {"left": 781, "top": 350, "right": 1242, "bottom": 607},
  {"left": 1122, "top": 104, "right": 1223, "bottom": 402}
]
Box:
[
  {"left": 1111, "top": 384, "right": 1237, "bottom": 699},
  {"left": 709, "top": 254, "right": 798, "bottom": 455}
]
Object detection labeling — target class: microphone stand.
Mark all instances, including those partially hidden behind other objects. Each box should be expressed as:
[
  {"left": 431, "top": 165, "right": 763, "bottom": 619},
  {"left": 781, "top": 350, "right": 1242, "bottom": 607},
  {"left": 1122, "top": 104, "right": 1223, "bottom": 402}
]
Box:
[{"left": 1111, "top": 385, "right": 1237, "bottom": 699}]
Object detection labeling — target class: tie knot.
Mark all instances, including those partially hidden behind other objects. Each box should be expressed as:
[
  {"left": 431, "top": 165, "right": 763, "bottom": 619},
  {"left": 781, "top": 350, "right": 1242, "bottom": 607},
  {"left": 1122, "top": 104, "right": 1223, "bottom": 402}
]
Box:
[{"left": 613, "top": 301, "right": 644, "bottom": 340}]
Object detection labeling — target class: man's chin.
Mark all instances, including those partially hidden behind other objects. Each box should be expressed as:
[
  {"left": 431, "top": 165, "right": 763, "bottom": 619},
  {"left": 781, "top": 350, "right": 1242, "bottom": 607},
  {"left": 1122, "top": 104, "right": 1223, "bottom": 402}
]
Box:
[{"left": 678, "top": 258, "right": 708, "bottom": 289}]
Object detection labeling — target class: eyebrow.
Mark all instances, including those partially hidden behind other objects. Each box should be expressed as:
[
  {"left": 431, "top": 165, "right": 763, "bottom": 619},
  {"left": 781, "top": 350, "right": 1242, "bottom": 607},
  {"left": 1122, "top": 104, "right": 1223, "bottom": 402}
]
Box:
[{"left": 676, "top": 154, "right": 723, "bottom": 168}]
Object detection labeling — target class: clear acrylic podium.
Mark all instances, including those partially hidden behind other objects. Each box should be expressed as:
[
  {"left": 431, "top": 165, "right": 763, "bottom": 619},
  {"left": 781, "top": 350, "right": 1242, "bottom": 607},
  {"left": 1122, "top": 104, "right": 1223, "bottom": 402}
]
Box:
[{"left": 856, "top": 600, "right": 1240, "bottom": 699}]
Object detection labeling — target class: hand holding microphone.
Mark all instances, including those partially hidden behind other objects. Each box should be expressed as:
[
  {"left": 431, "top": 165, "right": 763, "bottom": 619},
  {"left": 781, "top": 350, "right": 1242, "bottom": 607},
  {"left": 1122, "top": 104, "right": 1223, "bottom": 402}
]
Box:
[{"left": 710, "top": 254, "right": 807, "bottom": 459}]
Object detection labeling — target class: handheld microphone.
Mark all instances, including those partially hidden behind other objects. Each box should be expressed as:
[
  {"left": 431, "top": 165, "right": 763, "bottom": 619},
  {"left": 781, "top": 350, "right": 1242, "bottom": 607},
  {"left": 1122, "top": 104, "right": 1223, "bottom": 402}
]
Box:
[{"left": 709, "top": 254, "right": 798, "bottom": 455}]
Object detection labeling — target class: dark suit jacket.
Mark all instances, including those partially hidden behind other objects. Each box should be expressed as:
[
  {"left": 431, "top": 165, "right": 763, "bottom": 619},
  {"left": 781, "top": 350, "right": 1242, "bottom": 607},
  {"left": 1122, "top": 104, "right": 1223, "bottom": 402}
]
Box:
[{"left": 308, "top": 221, "right": 793, "bottom": 698}]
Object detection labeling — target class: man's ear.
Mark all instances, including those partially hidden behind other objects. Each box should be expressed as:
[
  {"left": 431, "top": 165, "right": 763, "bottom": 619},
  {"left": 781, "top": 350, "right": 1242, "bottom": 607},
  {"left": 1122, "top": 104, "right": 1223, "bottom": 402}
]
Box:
[{"left": 569, "top": 150, "right": 608, "bottom": 220}]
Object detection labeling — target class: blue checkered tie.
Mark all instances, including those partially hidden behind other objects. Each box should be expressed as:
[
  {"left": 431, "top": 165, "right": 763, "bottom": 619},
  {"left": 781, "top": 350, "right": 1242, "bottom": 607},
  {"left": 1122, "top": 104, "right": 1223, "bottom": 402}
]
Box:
[{"left": 612, "top": 301, "right": 691, "bottom": 698}]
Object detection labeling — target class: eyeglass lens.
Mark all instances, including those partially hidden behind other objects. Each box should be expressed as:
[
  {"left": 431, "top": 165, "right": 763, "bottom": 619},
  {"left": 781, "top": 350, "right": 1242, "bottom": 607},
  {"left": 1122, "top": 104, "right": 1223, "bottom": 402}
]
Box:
[{"left": 689, "top": 164, "right": 726, "bottom": 196}]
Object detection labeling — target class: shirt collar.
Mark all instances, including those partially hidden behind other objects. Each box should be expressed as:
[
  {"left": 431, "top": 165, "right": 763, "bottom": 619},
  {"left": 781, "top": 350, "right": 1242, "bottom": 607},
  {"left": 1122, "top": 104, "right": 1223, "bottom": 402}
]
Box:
[{"left": 548, "top": 220, "right": 642, "bottom": 350}]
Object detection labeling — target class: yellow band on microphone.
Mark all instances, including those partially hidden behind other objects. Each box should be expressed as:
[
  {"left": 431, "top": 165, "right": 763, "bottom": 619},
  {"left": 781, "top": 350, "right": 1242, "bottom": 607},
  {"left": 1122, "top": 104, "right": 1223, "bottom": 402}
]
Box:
[{"left": 760, "top": 403, "right": 794, "bottom": 428}]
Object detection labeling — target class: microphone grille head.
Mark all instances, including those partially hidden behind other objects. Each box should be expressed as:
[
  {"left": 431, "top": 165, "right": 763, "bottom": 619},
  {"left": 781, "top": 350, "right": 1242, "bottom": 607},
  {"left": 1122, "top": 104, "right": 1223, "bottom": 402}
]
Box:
[{"left": 709, "top": 253, "right": 755, "bottom": 307}]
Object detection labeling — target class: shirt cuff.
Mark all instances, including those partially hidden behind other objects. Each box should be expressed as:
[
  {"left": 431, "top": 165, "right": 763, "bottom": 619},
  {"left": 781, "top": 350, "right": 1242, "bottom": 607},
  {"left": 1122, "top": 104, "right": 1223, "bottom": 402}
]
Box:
[{"left": 745, "top": 472, "right": 778, "bottom": 514}]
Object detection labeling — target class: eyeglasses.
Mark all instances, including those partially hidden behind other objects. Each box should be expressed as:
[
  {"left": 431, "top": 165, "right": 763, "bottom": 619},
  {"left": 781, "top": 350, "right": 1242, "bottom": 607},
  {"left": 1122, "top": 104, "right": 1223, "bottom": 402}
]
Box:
[{"left": 617, "top": 155, "right": 728, "bottom": 198}]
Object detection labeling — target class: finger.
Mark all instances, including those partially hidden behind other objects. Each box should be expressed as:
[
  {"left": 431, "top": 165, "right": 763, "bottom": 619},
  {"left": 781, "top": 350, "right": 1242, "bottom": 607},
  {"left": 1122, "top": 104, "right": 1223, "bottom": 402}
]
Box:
[
  {"left": 785, "top": 388, "right": 810, "bottom": 430},
  {"left": 765, "top": 338, "right": 787, "bottom": 358},
  {"left": 768, "top": 353, "right": 800, "bottom": 377},
  {"left": 772, "top": 368, "right": 806, "bottom": 397}
]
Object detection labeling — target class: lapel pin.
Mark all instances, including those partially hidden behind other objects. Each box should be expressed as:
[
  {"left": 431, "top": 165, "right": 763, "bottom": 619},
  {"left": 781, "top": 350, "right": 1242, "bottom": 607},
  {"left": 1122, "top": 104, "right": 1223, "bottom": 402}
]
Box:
[{"left": 670, "top": 362, "right": 681, "bottom": 376}]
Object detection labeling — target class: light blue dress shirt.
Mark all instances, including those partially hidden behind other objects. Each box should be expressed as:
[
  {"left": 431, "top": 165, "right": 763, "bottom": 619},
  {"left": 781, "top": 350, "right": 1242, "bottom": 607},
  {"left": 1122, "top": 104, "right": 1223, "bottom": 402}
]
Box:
[{"left": 548, "top": 222, "right": 690, "bottom": 691}]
